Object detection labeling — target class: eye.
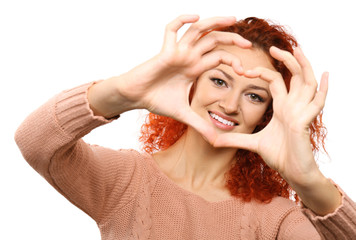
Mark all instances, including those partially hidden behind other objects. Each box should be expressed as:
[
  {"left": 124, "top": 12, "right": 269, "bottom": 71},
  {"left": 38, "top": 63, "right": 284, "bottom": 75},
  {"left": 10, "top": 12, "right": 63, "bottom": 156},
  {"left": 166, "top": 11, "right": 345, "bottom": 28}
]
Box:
[
  {"left": 210, "top": 78, "right": 227, "bottom": 87},
  {"left": 247, "top": 93, "right": 265, "bottom": 103}
]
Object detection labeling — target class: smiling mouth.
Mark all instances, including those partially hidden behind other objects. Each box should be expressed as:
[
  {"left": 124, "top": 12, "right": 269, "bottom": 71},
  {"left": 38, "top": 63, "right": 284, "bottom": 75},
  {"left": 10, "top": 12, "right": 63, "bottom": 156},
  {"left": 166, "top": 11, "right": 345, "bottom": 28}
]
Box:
[{"left": 208, "top": 111, "right": 239, "bottom": 127}]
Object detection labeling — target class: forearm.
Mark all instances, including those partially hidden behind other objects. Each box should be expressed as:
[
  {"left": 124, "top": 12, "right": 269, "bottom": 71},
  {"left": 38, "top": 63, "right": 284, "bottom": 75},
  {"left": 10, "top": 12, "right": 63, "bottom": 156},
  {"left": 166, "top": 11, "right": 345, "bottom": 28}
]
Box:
[
  {"left": 291, "top": 170, "right": 342, "bottom": 216},
  {"left": 281, "top": 133, "right": 342, "bottom": 216},
  {"left": 15, "top": 82, "right": 113, "bottom": 181},
  {"left": 88, "top": 74, "right": 138, "bottom": 119}
]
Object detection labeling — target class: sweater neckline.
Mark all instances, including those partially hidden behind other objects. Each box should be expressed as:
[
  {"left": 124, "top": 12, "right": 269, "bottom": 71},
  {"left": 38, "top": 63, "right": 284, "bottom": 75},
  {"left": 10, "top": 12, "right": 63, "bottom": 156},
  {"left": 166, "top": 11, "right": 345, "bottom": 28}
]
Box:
[{"left": 142, "top": 152, "right": 238, "bottom": 204}]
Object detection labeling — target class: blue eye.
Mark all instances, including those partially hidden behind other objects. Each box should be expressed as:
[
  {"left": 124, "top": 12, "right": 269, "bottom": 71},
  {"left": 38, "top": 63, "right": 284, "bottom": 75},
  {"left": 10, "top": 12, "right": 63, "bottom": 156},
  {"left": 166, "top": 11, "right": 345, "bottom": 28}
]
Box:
[
  {"left": 248, "top": 93, "right": 264, "bottom": 103},
  {"left": 211, "top": 78, "right": 227, "bottom": 87}
]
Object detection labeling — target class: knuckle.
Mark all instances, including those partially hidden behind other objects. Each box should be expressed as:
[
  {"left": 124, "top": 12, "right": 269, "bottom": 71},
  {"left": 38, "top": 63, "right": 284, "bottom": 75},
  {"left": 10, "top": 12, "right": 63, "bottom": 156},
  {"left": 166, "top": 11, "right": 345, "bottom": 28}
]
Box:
[
  {"left": 275, "top": 71, "right": 283, "bottom": 79},
  {"left": 201, "top": 33, "right": 223, "bottom": 48},
  {"left": 166, "top": 20, "right": 178, "bottom": 31},
  {"left": 188, "top": 23, "right": 201, "bottom": 34},
  {"left": 288, "top": 61, "right": 302, "bottom": 74},
  {"left": 166, "top": 15, "right": 185, "bottom": 31},
  {"left": 210, "top": 36, "right": 220, "bottom": 47},
  {"left": 310, "top": 80, "right": 318, "bottom": 89},
  {"left": 165, "top": 22, "right": 175, "bottom": 32},
  {"left": 314, "top": 99, "right": 325, "bottom": 110}
]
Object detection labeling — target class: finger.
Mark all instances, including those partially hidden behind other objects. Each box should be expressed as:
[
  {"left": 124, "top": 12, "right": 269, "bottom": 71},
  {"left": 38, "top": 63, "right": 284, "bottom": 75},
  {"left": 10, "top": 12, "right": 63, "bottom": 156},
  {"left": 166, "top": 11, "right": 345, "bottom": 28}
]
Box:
[
  {"left": 179, "top": 16, "right": 250, "bottom": 47},
  {"left": 293, "top": 47, "right": 318, "bottom": 91},
  {"left": 245, "top": 67, "right": 288, "bottom": 99},
  {"left": 270, "top": 46, "right": 302, "bottom": 77},
  {"left": 163, "top": 15, "right": 200, "bottom": 50},
  {"left": 199, "top": 49, "right": 244, "bottom": 75},
  {"left": 213, "top": 132, "right": 258, "bottom": 151},
  {"left": 178, "top": 107, "right": 217, "bottom": 144},
  {"left": 270, "top": 46, "right": 306, "bottom": 97},
  {"left": 195, "top": 31, "right": 252, "bottom": 54},
  {"left": 309, "top": 72, "right": 329, "bottom": 118}
]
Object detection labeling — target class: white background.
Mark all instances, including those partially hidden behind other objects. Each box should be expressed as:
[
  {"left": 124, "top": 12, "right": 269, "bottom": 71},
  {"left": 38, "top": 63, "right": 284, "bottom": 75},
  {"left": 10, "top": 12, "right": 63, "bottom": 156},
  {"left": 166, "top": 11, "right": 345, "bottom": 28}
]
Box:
[{"left": 1, "top": 0, "right": 355, "bottom": 239}]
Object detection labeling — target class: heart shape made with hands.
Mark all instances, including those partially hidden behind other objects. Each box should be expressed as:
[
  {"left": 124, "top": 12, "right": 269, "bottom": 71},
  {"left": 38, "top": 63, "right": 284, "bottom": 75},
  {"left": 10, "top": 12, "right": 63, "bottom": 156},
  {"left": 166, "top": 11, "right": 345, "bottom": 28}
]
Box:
[{"left": 137, "top": 15, "right": 327, "bottom": 176}]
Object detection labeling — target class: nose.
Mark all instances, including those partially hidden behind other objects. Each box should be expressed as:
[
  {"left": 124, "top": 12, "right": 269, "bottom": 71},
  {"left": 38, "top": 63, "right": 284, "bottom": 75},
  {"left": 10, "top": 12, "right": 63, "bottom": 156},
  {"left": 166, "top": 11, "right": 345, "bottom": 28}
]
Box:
[{"left": 218, "top": 91, "right": 240, "bottom": 115}]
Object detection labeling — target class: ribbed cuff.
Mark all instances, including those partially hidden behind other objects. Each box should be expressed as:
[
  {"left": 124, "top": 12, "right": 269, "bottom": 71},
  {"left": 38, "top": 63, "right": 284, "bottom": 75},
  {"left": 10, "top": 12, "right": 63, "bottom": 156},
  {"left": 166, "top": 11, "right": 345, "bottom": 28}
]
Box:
[
  {"left": 55, "top": 81, "right": 118, "bottom": 138},
  {"left": 302, "top": 181, "right": 356, "bottom": 239}
]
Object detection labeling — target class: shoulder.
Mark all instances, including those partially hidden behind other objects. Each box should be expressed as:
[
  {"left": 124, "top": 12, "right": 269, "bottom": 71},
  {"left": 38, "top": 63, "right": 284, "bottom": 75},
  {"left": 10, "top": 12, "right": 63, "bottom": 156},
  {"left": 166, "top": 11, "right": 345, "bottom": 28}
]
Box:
[
  {"left": 112, "top": 148, "right": 161, "bottom": 182},
  {"left": 243, "top": 197, "right": 320, "bottom": 239},
  {"left": 248, "top": 196, "right": 299, "bottom": 226},
  {"left": 247, "top": 196, "right": 298, "bottom": 216}
]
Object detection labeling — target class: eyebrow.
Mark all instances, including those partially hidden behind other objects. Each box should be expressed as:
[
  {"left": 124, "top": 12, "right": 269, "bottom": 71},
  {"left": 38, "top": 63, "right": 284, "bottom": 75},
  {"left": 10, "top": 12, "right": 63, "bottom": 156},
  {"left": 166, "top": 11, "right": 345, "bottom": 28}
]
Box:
[
  {"left": 214, "top": 68, "right": 270, "bottom": 97},
  {"left": 215, "top": 68, "right": 234, "bottom": 81},
  {"left": 246, "top": 84, "right": 270, "bottom": 97}
]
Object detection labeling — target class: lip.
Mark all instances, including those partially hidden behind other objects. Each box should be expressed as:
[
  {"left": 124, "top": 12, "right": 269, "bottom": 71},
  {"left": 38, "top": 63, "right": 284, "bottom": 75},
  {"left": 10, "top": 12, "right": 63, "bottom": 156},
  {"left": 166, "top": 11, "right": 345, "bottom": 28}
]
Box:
[{"left": 208, "top": 110, "right": 239, "bottom": 131}]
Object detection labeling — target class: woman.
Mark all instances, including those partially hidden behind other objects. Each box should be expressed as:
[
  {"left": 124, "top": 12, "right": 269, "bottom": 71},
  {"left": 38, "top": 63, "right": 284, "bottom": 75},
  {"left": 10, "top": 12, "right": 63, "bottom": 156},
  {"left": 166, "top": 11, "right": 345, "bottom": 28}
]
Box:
[{"left": 15, "top": 15, "right": 356, "bottom": 239}]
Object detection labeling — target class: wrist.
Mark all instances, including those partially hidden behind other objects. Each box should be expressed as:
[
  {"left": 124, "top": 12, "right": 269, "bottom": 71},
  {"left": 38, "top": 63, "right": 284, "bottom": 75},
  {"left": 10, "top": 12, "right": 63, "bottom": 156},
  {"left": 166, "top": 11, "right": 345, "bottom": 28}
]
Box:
[
  {"left": 292, "top": 173, "right": 342, "bottom": 216},
  {"left": 88, "top": 76, "right": 138, "bottom": 118}
]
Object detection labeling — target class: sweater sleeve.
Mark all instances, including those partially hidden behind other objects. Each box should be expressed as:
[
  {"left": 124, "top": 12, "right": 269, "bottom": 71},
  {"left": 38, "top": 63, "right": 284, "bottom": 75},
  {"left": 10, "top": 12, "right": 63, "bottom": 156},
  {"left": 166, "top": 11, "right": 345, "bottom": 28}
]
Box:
[
  {"left": 301, "top": 183, "right": 356, "bottom": 240},
  {"left": 277, "top": 206, "right": 322, "bottom": 240},
  {"left": 277, "top": 183, "right": 356, "bottom": 240},
  {"left": 14, "top": 82, "right": 140, "bottom": 224}
]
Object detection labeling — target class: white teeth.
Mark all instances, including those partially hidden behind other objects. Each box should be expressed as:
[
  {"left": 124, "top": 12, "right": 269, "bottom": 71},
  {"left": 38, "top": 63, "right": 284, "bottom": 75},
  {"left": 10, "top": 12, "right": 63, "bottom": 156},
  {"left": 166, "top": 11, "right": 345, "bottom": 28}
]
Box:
[{"left": 209, "top": 112, "right": 235, "bottom": 126}]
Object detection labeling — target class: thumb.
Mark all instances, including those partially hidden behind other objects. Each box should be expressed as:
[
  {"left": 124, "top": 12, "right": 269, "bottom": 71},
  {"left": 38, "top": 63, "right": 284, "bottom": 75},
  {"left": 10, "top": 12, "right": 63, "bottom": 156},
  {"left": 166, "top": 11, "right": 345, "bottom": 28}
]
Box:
[
  {"left": 213, "top": 132, "right": 258, "bottom": 151},
  {"left": 178, "top": 108, "right": 217, "bottom": 145}
]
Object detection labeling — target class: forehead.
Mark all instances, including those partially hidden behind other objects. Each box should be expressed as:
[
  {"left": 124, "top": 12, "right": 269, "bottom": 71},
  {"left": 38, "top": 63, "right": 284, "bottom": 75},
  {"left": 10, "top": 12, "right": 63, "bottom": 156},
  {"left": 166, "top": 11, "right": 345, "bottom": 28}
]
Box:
[{"left": 217, "top": 45, "right": 275, "bottom": 72}]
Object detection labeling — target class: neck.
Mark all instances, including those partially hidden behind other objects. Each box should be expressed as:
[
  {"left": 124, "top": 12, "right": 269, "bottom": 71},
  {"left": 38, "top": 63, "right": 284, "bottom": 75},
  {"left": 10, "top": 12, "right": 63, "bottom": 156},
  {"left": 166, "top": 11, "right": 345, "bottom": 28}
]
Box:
[{"left": 153, "top": 127, "right": 237, "bottom": 190}]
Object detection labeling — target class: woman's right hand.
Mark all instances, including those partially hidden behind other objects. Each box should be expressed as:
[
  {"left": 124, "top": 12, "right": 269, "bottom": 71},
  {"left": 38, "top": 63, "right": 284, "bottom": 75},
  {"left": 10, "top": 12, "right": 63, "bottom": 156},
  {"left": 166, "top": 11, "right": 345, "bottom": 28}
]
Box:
[{"left": 89, "top": 15, "right": 251, "bottom": 143}]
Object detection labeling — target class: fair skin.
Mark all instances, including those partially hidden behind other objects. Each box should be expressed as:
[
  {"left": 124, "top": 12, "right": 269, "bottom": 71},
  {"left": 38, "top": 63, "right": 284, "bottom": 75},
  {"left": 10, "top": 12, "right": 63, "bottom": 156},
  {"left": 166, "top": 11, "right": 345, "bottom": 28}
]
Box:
[
  {"left": 88, "top": 15, "right": 341, "bottom": 215},
  {"left": 153, "top": 47, "right": 273, "bottom": 202}
]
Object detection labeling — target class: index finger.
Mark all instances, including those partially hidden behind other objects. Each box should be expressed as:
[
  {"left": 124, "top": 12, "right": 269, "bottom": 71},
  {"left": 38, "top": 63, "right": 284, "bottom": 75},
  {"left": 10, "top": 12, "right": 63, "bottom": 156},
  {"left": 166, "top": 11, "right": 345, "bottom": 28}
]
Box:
[
  {"left": 163, "top": 15, "right": 200, "bottom": 49},
  {"left": 179, "top": 16, "right": 251, "bottom": 48},
  {"left": 245, "top": 67, "right": 288, "bottom": 99}
]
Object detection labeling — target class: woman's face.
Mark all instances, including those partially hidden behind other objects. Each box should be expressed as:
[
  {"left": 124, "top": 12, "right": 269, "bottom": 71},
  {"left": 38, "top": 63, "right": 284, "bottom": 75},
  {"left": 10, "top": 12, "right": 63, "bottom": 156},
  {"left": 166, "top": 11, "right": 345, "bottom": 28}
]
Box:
[{"left": 191, "top": 46, "right": 275, "bottom": 135}]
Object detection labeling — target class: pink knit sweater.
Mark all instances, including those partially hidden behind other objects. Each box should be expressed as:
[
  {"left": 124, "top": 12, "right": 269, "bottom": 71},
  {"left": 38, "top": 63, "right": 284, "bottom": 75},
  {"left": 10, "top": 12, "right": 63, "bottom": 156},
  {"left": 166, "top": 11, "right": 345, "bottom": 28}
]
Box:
[{"left": 15, "top": 82, "right": 356, "bottom": 239}]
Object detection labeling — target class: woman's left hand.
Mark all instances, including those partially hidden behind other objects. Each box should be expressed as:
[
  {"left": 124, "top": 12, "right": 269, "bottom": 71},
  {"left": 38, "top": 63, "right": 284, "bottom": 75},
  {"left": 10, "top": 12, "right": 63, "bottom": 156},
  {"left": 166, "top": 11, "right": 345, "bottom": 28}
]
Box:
[
  {"left": 214, "top": 46, "right": 328, "bottom": 188},
  {"left": 214, "top": 47, "right": 342, "bottom": 215}
]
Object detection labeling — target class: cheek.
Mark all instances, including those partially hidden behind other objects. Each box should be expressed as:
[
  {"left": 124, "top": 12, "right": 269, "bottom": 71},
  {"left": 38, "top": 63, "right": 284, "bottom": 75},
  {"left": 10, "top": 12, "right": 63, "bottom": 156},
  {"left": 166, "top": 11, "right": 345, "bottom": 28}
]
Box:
[
  {"left": 190, "top": 82, "right": 222, "bottom": 108},
  {"left": 190, "top": 91, "right": 217, "bottom": 111},
  {"left": 242, "top": 105, "right": 268, "bottom": 130}
]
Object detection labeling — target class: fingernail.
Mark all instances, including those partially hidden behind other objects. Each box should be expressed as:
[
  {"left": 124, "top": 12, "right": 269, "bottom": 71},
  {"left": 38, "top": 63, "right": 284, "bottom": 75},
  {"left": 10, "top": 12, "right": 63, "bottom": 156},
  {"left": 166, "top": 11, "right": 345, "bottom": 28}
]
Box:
[
  {"left": 242, "top": 39, "right": 252, "bottom": 47},
  {"left": 245, "top": 69, "right": 254, "bottom": 75},
  {"left": 270, "top": 46, "right": 281, "bottom": 52}
]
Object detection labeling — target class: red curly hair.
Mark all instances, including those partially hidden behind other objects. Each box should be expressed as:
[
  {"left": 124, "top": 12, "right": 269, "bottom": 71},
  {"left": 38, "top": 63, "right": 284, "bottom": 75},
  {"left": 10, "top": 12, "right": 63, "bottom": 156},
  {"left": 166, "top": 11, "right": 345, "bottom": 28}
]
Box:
[{"left": 139, "top": 17, "right": 327, "bottom": 203}]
